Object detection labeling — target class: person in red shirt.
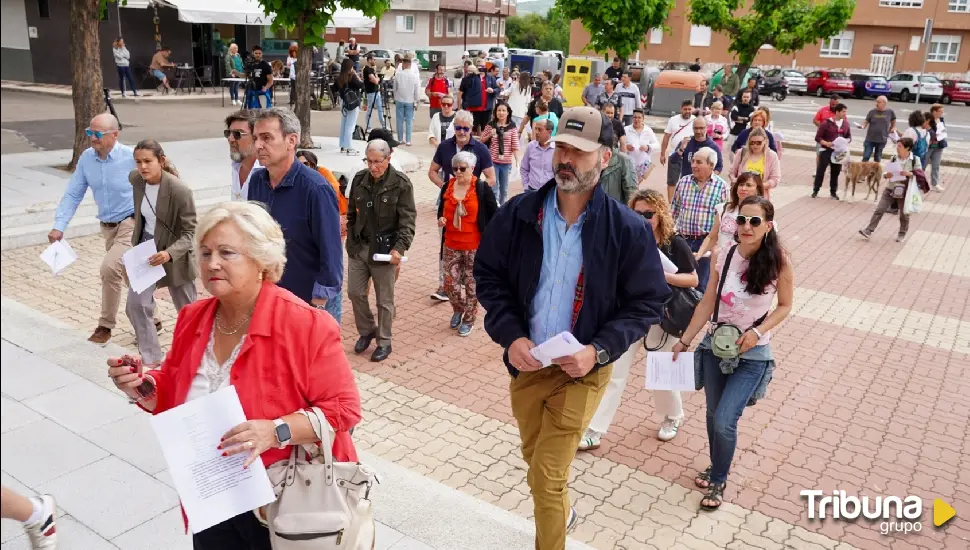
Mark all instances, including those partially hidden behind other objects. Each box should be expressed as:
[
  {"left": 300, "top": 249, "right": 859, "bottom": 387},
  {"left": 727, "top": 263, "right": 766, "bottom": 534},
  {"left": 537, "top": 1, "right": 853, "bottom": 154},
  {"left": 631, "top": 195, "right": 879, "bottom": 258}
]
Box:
[
  {"left": 436, "top": 150, "right": 498, "bottom": 336},
  {"left": 106, "top": 201, "right": 361, "bottom": 548},
  {"left": 812, "top": 94, "right": 841, "bottom": 171},
  {"left": 425, "top": 63, "right": 452, "bottom": 120}
]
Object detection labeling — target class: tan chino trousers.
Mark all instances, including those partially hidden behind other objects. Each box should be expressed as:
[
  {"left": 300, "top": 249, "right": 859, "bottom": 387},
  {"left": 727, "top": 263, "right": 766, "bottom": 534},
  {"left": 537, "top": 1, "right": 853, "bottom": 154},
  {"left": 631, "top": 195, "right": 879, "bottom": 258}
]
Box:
[{"left": 98, "top": 218, "right": 135, "bottom": 329}]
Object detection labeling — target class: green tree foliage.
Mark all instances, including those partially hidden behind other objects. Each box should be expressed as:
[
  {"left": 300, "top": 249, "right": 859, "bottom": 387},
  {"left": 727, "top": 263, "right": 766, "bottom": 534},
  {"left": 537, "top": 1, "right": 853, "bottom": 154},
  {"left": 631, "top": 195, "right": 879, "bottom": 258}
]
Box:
[
  {"left": 688, "top": 0, "right": 856, "bottom": 77},
  {"left": 255, "top": 0, "right": 390, "bottom": 146},
  {"left": 505, "top": 9, "right": 569, "bottom": 52},
  {"left": 557, "top": 0, "right": 674, "bottom": 67}
]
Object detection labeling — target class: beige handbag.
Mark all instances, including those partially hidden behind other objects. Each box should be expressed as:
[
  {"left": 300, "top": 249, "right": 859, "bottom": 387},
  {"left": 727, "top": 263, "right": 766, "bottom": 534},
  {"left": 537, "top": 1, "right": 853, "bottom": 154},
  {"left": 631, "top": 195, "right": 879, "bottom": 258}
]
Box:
[{"left": 263, "top": 407, "right": 377, "bottom": 550}]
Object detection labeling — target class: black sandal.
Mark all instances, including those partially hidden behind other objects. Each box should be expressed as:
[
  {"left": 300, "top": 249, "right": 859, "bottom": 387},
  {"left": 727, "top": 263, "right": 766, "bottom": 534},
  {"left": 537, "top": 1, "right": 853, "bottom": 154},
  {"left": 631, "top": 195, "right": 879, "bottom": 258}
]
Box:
[
  {"left": 700, "top": 482, "right": 726, "bottom": 511},
  {"left": 694, "top": 466, "right": 712, "bottom": 489}
]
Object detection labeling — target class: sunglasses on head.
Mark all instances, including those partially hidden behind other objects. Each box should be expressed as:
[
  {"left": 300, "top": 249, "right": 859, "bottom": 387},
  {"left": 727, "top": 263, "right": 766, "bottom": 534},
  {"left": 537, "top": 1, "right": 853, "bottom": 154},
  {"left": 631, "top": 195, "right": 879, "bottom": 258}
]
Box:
[
  {"left": 453, "top": 166, "right": 469, "bottom": 173},
  {"left": 224, "top": 129, "right": 249, "bottom": 140},
  {"left": 454, "top": 125, "right": 471, "bottom": 132},
  {"left": 85, "top": 128, "right": 114, "bottom": 139},
  {"left": 736, "top": 215, "right": 764, "bottom": 227},
  {"left": 639, "top": 211, "right": 655, "bottom": 220}
]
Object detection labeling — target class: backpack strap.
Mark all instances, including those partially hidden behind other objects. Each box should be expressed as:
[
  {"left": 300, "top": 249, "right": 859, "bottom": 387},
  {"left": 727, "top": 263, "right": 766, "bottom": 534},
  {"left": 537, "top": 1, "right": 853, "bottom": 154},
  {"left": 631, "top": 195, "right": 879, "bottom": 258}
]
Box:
[{"left": 711, "top": 245, "right": 737, "bottom": 327}]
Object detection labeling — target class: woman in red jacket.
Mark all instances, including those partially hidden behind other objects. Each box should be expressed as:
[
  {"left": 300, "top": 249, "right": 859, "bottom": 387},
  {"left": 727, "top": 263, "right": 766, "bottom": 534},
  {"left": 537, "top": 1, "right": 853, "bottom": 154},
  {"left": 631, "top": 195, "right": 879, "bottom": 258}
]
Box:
[{"left": 106, "top": 201, "right": 361, "bottom": 548}]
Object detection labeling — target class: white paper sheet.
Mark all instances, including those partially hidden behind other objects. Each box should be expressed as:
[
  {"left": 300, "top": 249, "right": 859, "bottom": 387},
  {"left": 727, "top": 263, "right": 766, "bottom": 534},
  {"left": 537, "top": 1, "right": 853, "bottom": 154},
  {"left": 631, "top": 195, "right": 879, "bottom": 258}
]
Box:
[
  {"left": 39, "top": 240, "right": 78, "bottom": 275},
  {"left": 645, "top": 352, "right": 696, "bottom": 391},
  {"left": 884, "top": 160, "right": 906, "bottom": 182},
  {"left": 530, "top": 332, "right": 586, "bottom": 368},
  {"left": 658, "top": 250, "right": 678, "bottom": 274},
  {"left": 122, "top": 240, "right": 166, "bottom": 294},
  {"left": 149, "top": 386, "right": 276, "bottom": 534}
]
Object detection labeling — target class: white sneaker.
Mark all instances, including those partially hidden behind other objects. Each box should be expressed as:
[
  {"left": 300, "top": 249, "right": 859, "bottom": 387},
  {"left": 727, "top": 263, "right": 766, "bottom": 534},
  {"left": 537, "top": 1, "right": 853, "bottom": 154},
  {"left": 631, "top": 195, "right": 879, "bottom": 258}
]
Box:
[
  {"left": 657, "top": 417, "right": 682, "bottom": 442},
  {"left": 935, "top": 185, "right": 945, "bottom": 192},
  {"left": 578, "top": 429, "right": 601, "bottom": 451},
  {"left": 24, "top": 495, "right": 57, "bottom": 550}
]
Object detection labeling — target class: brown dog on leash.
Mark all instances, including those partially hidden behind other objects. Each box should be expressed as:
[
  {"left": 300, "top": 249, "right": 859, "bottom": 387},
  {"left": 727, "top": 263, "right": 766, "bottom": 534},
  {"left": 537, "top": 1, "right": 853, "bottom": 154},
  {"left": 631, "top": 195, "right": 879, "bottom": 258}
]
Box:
[{"left": 844, "top": 161, "right": 882, "bottom": 201}]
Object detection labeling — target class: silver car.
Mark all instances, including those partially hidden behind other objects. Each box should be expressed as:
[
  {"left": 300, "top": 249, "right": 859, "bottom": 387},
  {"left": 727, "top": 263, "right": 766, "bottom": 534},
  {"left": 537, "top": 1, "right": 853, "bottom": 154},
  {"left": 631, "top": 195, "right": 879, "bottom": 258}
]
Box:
[{"left": 888, "top": 73, "right": 943, "bottom": 102}]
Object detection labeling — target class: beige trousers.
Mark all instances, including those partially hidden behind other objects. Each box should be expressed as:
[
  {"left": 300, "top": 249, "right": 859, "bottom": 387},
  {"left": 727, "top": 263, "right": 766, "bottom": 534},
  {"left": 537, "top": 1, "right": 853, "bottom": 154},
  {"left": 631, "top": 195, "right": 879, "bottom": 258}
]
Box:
[{"left": 98, "top": 218, "right": 135, "bottom": 329}]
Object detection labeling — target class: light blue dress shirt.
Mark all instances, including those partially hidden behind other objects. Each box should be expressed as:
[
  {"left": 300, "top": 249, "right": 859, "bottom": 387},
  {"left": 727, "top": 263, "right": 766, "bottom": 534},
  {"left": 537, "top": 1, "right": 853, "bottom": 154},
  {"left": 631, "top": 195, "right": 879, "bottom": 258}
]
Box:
[
  {"left": 53, "top": 142, "right": 136, "bottom": 232},
  {"left": 529, "top": 189, "right": 587, "bottom": 344}
]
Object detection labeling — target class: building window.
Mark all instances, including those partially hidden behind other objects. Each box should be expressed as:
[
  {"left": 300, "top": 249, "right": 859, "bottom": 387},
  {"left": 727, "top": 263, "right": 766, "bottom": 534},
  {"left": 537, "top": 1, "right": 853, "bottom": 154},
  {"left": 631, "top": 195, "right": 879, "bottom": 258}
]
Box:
[
  {"left": 879, "top": 0, "right": 923, "bottom": 6},
  {"left": 434, "top": 13, "right": 443, "bottom": 37},
  {"left": 910, "top": 35, "right": 921, "bottom": 51},
  {"left": 689, "top": 25, "right": 711, "bottom": 47},
  {"left": 483, "top": 18, "right": 490, "bottom": 37},
  {"left": 820, "top": 30, "right": 854, "bottom": 58},
  {"left": 499, "top": 18, "right": 505, "bottom": 37},
  {"left": 928, "top": 35, "right": 961, "bottom": 62},
  {"left": 949, "top": 0, "right": 968, "bottom": 12},
  {"left": 491, "top": 17, "right": 498, "bottom": 37},
  {"left": 326, "top": 26, "right": 336, "bottom": 34},
  {"left": 446, "top": 15, "right": 459, "bottom": 37},
  {"left": 38, "top": 0, "right": 51, "bottom": 18},
  {"left": 396, "top": 14, "right": 415, "bottom": 33},
  {"left": 649, "top": 28, "right": 663, "bottom": 45},
  {"left": 352, "top": 26, "right": 372, "bottom": 35},
  {"left": 468, "top": 16, "right": 480, "bottom": 37}
]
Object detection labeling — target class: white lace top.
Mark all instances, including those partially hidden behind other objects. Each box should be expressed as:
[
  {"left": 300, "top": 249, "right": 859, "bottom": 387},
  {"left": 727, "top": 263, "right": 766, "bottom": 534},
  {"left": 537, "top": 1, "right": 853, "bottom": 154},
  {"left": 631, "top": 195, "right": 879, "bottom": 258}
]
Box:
[{"left": 185, "top": 326, "right": 247, "bottom": 402}]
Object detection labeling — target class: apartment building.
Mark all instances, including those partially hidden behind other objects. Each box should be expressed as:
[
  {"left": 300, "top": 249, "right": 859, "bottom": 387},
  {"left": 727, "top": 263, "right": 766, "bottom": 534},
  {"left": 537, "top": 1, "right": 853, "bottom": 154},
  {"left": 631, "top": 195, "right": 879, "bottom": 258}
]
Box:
[
  {"left": 569, "top": 0, "right": 969, "bottom": 77},
  {"left": 333, "top": 0, "right": 515, "bottom": 67}
]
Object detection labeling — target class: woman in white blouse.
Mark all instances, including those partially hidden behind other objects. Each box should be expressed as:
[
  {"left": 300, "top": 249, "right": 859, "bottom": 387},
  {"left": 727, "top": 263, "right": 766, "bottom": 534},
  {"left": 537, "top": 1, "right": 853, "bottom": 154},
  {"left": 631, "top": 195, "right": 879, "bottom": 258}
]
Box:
[{"left": 623, "top": 109, "right": 660, "bottom": 185}]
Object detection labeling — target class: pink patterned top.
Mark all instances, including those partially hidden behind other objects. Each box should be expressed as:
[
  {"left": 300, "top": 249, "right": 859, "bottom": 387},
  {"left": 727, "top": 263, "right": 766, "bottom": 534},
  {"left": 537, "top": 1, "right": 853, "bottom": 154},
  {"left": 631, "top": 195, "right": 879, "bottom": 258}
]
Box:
[{"left": 713, "top": 247, "right": 775, "bottom": 346}]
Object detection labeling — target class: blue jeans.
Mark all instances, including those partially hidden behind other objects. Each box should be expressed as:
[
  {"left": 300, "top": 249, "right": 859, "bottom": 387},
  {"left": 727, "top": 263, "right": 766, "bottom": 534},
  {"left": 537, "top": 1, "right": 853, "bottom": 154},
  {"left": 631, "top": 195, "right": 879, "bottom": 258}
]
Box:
[
  {"left": 323, "top": 295, "right": 343, "bottom": 324},
  {"left": 396, "top": 102, "right": 414, "bottom": 143},
  {"left": 228, "top": 81, "right": 240, "bottom": 101},
  {"left": 117, "top": 66, "right": 137, "bottom": 95},
  {"left": 494, "top": 163, "right": 512, "bottom": 205},
  {"left": 365, "top": 91, "right": 385, "bottom": 131},
  {"left": 862, "top": 140, "right": 886, "bottom": 162},
  {"left": 340, "top": 107, "right": 359, "bottom": 150},
  {"left": 246, "top": 89, "right": 272, "bottom": 109},
  {"left": 700, "top": 349, "right": 769, "bottom": 484},
  {"left": 684, "top": 237, "right": 711, "bottom": 292}
]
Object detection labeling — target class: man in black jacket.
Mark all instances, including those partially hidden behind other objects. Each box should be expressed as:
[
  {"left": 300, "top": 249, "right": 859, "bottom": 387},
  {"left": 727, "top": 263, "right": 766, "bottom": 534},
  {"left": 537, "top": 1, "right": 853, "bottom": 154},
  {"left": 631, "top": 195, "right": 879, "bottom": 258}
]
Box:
[{"left": 474, "top": 107, "right": 669, "bottom": 549}]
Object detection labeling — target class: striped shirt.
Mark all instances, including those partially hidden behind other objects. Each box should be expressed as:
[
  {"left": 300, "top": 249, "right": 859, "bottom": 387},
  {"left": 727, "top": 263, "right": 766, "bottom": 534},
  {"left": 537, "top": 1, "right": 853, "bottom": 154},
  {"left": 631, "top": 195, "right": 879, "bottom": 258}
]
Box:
[
  {"left": 480, "top": 123, "right": 520, "bottom": 165},
  {"left": 670, "top": 174, "right": 728, "bottom": 237}
]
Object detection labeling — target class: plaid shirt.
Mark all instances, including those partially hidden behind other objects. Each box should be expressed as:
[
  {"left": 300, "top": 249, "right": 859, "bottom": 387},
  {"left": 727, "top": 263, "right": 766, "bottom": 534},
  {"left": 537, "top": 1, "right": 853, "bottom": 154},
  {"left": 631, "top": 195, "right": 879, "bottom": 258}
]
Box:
[{"left": 671, "top": 174, "right": 728, "bottom": 237}]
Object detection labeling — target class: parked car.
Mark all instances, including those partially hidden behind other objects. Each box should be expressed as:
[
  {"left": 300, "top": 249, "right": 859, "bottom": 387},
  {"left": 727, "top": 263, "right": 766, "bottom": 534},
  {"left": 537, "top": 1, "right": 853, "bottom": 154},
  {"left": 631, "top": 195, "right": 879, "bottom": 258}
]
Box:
[
  {"left": 488, "top": 46, "right": 509, "bottom": 59},
  {"left": 661, "top": 61, "right": 693, "bottom": 72},
  {"left": 887, "top": 73, "right": 943, "bottom": 102},
  {"left": 367, "top": 49, "right": 394, "bottom": 65},
  {"left": 849, "top": 73, "right": 892, "bottom": 99},
  {"left": 763, "top": 68, "right": 807, "bottom": 94},
  {"left": 940, "top": 79, "right": 970, "bottom": 105},
  {"left": 708, "top": 67, "right": 763, "bottom": 92},
  {"left": 541, "top": 50, "right": 564, "bottom": 70},
  {"left": 805, "top": 70, "right": 853, "bottom": 97}
]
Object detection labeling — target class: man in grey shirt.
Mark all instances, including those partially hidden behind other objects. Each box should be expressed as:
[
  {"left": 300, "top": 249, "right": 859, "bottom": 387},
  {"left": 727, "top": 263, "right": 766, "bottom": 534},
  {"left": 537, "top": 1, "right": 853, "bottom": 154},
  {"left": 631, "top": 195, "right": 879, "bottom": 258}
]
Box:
[
  {"left": 860, "top": 95, "right": 896, "bottom": 162},
  {"left": 582, "top": 74, "right": 605, "bottom": 107}
]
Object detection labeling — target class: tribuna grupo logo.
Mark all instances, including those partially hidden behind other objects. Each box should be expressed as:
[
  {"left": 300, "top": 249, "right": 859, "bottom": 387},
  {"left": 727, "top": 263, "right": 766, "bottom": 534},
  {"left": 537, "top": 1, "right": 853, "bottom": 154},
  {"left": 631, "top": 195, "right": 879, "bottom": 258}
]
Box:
[{"left": 800, "top": 490, "right": 956, "bottom": 535}]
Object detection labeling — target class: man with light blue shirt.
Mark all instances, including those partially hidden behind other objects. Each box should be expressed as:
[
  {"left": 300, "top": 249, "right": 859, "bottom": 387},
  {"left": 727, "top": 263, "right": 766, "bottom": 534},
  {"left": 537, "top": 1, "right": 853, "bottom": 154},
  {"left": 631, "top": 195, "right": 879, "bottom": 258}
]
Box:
[
  {"left": 48, "top": 113, "right": 136, "bottom": 345},
  {"left": 474, "top": 107, "right": 669, "bottom": 548}
]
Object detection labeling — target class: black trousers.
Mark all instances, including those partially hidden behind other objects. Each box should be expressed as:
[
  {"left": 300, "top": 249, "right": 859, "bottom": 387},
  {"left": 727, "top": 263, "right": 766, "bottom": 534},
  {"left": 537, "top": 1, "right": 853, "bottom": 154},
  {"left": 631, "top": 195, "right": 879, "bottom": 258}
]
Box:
[
  {"left": 813, "top": 149, "right": 841, "bottom": 195},
  {"left": 193, "top": 511, "right": 271, "bottom": 550}
]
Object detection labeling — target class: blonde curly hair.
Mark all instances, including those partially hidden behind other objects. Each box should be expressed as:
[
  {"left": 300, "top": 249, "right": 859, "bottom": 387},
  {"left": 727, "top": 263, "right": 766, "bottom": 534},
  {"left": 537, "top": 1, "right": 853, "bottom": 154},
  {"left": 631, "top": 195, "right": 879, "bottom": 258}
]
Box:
[{"left": 628, "top": 189, "right": 675, "bottom": 246}]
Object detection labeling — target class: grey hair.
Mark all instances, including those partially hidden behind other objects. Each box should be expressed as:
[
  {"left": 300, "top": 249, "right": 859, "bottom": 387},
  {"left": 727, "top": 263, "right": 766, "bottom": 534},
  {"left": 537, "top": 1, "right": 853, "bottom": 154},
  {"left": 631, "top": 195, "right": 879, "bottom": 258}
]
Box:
[
  {"left": 451, "top": 150, "right": 478, "bottom": 169},
  {"left": 454, "top": 109, "right": 474, "bottom": 126},
  {"left": 694, "top": 147, "right": 718, "bottom": 167},
  {"left": 366, "top": 139, "right": 392, "bottom": 158},
  {"left": 539, "top": 118, "right": 555, "bottom": 132},
  {"left": 254, "top": 107, "right": 301, "bottom": 137}
]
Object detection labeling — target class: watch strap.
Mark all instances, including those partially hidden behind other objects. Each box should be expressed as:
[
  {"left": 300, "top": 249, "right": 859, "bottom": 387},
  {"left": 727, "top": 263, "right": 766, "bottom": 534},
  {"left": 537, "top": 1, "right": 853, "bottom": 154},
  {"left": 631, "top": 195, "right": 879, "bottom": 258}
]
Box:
[{"left": 273, "top": 418, "right": 290, "bottom": 448}]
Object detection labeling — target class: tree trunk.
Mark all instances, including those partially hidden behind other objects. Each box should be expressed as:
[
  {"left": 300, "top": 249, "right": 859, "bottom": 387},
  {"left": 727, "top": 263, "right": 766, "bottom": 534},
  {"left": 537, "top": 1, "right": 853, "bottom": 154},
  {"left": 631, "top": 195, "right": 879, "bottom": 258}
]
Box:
[
  {"left": 295, "top": 16, "right": 315, "bottom": 148},
  {"left": 68, "top": 0, "right": 105, "bottom": 170}
]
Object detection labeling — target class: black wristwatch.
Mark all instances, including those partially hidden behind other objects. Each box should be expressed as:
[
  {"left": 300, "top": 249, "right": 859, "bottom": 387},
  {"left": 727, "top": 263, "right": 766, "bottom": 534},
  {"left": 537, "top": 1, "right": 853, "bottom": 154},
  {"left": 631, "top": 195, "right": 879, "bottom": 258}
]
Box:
[{"left": 592, "top": 343, "right": 610, "bottom": 365}]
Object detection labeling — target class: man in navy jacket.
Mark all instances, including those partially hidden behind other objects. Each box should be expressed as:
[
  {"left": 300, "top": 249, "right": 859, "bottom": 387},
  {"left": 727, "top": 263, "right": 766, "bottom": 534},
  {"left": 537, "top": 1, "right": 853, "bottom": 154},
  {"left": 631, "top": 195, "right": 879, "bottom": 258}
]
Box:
[
  {"left": 474, "top": 107, "right": 669, "bottom": 549},
  {"left": 679, "top": 116, "right": 724, "bottom": 178}
]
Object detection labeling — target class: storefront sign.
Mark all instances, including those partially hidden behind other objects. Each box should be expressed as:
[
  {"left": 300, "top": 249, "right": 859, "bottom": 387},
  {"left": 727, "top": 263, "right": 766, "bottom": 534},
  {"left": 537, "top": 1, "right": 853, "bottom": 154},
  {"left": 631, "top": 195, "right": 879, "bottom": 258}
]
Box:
[{"left": 872, "top": 44, "right": 897, "bottom": 55}]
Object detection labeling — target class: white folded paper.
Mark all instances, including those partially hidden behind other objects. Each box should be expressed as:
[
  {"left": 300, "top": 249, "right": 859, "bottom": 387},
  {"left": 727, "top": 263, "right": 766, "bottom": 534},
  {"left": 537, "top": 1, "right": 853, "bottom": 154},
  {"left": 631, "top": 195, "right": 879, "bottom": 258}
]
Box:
[
  {"left": 530, "top": 331, "right": 586, "bottom": 368},
  {"left": 372, "top": 254, "right": 408, "bottom": 263},
  {"left": 645, "top": 352, "right": 696, "bottom": 391},
  {"left": 658, "top": 250, "right": 678, "bottom": 274},
  {"left": 150, "top": 386, "right": 276, "bottom": 534},
  {"left": 39, "top": 240, "right": 78, "bottom": 275},
  {"left": 123, "top": 240, "right": 166, "bottom": 294},
  {"left": 885, "top": 160, "right": 906, "bottom": 182}
]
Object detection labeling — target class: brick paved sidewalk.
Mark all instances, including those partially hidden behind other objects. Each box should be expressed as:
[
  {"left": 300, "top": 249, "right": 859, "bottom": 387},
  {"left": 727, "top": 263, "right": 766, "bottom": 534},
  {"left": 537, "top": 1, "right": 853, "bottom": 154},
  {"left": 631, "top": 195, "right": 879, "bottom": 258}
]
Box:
[{"left": 1, "top": 147, "right": 967, "bottom": 549}]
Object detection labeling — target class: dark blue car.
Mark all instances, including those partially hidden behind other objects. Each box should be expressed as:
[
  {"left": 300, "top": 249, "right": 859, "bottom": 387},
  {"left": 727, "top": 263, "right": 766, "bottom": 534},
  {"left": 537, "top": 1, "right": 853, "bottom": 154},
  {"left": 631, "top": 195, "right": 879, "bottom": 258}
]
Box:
[{"left": 849, "top": 73, "right": 891, "bottom": 99}]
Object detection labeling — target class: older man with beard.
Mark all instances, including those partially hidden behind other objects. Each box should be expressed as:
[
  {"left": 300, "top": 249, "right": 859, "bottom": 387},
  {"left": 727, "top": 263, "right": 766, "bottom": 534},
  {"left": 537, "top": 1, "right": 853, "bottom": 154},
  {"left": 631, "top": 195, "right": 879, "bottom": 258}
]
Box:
[
  {"left": 225, "top": 110, "right": 262, "bottom": 201},
  {"left": 474, "top": 107, "right": 670, "bottom": 549}
]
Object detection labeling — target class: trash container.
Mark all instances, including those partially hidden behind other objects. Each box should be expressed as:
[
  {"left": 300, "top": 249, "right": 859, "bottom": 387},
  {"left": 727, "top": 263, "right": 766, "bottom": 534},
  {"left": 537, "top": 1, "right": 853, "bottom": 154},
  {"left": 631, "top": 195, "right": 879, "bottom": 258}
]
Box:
[
  {"left": 428, "top": 50, "right": 446, "bottom": 71},
  {"left": 649, "top": 70, "right": 706, "bottom": 117}
]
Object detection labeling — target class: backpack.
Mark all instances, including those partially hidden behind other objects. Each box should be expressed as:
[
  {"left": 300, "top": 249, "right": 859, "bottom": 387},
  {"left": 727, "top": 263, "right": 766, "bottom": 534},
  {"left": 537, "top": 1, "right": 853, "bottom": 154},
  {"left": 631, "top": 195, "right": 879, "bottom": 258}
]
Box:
[
  {"left": 352, "top": 125, "right": 365, "bottom": 141},
  {"left": 913, "top": 130, "right": 928, "bottom": 159},
  {"left": 340, "top": 86, "right": 361, "bottom": 111}
]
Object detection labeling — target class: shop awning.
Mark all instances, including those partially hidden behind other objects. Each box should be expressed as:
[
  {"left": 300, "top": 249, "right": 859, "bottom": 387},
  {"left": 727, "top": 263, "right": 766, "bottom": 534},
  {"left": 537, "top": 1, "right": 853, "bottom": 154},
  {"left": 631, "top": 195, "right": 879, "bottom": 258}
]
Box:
[{"left": 135, "top": 0, "right": 376, "bottom": 28}]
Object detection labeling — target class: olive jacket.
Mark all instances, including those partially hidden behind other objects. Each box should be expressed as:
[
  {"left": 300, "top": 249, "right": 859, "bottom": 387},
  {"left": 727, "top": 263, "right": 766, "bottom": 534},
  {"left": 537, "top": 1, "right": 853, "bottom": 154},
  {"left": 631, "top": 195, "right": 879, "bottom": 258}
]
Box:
[
  {"left": 128, "top": 169, "right": 198, "bottom": 288},
  {"left": 346, "top": 165, "right": 417, "bottom": 261}
]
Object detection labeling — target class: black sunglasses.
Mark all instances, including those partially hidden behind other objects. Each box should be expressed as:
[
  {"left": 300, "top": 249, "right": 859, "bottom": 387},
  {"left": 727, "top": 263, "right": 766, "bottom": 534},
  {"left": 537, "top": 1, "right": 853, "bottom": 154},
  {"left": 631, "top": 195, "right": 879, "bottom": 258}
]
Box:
[
  {"left": 453, "top": 166, "right": 469, "bottom": 173},
  {"left": 639, "top": 211, "right": 655, "bottom": 220},
  {"left": 224, "top": 129, "right": 249, "bottom": 140},
  {"left": 736, "top": 215, "right": 764, "bottom": 227}
]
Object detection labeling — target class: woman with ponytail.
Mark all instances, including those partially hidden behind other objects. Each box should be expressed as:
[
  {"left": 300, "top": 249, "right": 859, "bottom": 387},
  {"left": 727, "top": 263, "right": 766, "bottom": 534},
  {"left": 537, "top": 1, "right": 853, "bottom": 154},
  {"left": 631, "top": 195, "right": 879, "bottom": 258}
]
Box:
[
  {"left": 672, "top": 195, "right": 793, "bottom": 512},
  {"left": 127, "top": 139, "right": 199, "bottom": 365}
]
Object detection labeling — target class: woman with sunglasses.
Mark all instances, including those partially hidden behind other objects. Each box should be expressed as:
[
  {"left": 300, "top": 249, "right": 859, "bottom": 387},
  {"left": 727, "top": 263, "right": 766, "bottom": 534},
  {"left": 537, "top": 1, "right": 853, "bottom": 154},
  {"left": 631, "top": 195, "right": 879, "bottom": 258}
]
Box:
[
  {"left": 126, "top": 140, "right": 199, "bottom": 366},
  {"left": 436, "top": 151, "right": 498, "bottom": 336},
  {"left": 480, "top": 102, "right": 520, "bottom": 205},
  {"left": 579, "top": 189, "right": 698, "bottom": 451},
  {"left": 673, "top": 196, "right": 793, "bottom": 511},
  {"left": 695, "top": 172, "right": 777, "bottom": 261},
  {"left": 729, "top": 127, "right": 780, "bottom": 199}
]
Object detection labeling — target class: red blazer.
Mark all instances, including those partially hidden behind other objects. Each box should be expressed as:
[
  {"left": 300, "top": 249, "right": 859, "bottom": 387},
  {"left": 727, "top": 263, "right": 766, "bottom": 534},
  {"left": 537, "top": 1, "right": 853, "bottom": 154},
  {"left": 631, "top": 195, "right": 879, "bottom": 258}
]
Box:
[{"left": 147, "top": 282, "right": 361, "bottom": 466}]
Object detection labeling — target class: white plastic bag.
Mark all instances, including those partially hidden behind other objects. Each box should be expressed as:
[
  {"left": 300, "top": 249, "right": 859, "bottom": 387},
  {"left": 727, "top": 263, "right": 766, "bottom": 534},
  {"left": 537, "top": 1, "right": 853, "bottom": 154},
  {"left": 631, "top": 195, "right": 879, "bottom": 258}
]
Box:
[{"left": 903, "top": 179, "right": 922, "bottom": 215}]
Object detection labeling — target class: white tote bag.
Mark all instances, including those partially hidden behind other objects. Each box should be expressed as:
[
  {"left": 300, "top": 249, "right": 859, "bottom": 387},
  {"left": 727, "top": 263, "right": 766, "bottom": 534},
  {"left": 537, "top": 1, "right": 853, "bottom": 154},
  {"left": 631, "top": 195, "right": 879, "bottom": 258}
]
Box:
[{"left": 903, "top": 178, "right": 923, "bottom": 215}]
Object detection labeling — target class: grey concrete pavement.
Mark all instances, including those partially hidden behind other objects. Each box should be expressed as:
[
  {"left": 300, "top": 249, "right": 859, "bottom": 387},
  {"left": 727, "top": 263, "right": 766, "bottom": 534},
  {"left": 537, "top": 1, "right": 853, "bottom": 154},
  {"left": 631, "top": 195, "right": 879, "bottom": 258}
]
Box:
[{"left": 0, "top": 296, "right": 594, "bottom": 550}]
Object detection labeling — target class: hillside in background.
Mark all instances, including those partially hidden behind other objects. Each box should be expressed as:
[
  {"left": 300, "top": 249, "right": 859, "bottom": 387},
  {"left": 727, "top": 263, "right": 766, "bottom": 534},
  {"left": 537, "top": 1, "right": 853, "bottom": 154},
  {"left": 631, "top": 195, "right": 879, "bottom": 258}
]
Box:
[{"left": 516, "top": 0, "right": 556, "bottom": 16}]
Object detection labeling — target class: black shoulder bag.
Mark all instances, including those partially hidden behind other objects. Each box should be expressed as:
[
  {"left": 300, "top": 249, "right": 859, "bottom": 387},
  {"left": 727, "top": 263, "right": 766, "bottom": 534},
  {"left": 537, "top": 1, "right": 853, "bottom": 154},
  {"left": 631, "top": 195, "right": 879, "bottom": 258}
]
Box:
[
  {"left": 644, "top": 241, "right": 703, "bottom": 351},
  {"left": 367, "top": 186, "right": 397, "bottom": 263}
]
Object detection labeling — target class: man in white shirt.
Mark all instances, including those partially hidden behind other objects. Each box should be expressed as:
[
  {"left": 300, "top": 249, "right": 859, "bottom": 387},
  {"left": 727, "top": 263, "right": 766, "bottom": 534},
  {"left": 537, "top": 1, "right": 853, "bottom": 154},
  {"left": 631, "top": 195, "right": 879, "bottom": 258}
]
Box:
[
  {"left": 615, "top": 73, "right": 642, "bottom": 126},
  {"left": 393, "top": 55, "right": 423, "bottom": 146},
  {"left": 428, "top": 95, "right": 457, "bottom": 148},
  {"left": 225, "top": 110, "right": 262, "bottom": 201},
  {"left": 660, "top": 100, "right": 697, "bottom": 202}
]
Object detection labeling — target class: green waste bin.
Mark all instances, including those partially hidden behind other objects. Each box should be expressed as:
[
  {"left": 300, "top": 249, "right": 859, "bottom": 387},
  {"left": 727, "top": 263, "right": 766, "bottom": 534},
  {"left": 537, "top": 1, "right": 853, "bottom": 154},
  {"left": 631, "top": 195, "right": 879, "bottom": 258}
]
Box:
[{"left": 414, "top": 50, "right": 432, "bottom": 70}]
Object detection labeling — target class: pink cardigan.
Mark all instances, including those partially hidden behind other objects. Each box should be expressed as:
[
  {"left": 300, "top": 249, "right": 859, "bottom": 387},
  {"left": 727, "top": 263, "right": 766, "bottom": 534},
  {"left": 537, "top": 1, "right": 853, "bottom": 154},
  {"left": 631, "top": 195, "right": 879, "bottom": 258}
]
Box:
[{"left": 730, "top": 148, "right": 781, "bottom": 199}]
